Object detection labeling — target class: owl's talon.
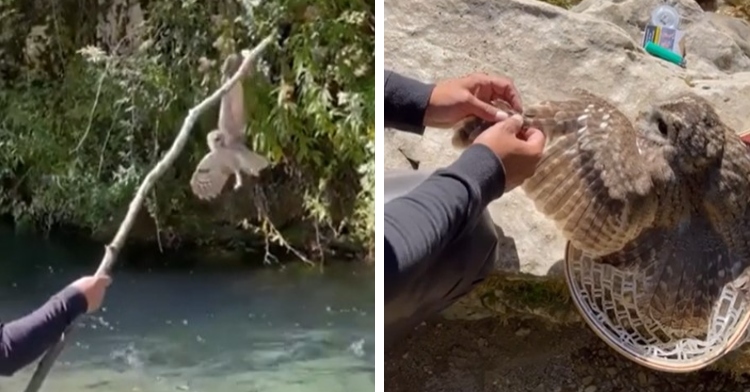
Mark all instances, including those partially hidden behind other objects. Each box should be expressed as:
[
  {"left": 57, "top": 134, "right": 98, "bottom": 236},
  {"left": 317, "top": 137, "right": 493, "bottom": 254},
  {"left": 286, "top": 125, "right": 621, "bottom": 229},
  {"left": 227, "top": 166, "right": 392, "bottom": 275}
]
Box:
[{"left": 233, "top": 173, "right": 243, "bottom": 190}]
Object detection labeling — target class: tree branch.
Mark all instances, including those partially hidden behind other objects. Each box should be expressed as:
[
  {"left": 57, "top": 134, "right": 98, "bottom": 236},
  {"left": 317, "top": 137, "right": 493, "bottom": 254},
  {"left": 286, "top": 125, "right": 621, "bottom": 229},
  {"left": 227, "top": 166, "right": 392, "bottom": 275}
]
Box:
[{"left": 22, "top": 33, "right": 276, "bottom": 392}]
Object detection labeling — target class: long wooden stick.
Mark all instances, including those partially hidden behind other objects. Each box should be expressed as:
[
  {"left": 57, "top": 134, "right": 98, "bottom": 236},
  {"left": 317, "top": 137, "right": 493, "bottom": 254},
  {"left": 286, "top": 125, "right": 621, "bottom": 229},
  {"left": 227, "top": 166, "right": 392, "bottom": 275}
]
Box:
[{"left": 22, "top": 33, "right": 276, "bottom": 392}]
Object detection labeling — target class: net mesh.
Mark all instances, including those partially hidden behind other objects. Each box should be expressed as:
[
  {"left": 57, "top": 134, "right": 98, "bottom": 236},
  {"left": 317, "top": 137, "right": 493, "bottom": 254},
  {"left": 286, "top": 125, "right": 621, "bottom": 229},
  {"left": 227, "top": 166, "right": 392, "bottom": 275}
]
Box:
[{"left": 565, "top": 243, "right": 750, "bottom": 372}]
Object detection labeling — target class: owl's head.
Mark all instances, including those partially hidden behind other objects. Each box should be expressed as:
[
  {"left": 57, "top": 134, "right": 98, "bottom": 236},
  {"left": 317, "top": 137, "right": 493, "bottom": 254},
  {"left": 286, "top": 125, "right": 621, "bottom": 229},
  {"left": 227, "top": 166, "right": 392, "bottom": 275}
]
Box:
[
  {"left": 636, "top": 93, "right": 725, "bottom": 174},
  {"left": 207, "top": 130, "right": 226, "bottom": 150}
]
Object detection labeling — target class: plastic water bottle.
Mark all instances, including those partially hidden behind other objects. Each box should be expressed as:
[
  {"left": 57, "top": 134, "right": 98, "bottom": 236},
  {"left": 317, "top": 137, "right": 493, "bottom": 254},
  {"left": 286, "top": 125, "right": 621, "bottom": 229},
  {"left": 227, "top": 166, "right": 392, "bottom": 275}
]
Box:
[{"left": 651, "top": 4, "right": 681, "bottom": 29}]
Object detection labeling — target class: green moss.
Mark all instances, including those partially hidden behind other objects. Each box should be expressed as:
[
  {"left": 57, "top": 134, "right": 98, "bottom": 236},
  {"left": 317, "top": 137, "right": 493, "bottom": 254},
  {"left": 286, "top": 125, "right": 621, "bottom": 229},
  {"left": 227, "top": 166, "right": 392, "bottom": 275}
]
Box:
[
  {"left": 538, "top": 0, "right": 583, "bottom": 9},
  {"left": 499, "top": 277, "right": 571, "bottom": 308},
  {"left": 443, "top": 273, "right": 580, "bottom": 324}
]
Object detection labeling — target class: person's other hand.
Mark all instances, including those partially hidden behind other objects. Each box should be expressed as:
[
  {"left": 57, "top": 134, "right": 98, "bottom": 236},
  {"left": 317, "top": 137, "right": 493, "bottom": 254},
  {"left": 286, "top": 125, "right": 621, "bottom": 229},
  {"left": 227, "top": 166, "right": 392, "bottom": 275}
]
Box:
[
  {"left": 70, "top": 275, "right": 112, "bottom": 313},
  {"left": 474, "top": 114, "right": 546, "bottom": 190},
  {"left": 423, "top": 72, "right": 523, "bottom": 129}
]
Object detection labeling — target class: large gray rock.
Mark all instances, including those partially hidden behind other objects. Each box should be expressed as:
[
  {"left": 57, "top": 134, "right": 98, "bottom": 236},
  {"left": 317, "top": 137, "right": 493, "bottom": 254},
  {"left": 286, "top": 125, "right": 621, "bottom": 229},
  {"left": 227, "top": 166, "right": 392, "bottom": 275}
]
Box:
[{"left": 385, "top": 0, "right": 750, "bottom": 277}]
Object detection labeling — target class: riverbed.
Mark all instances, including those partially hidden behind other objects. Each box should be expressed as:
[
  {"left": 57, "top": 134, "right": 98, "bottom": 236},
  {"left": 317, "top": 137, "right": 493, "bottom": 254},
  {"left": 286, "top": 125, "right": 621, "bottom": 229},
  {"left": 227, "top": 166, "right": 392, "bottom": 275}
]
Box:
[{"left": 0, "top": 225, "right": 374, "bottom": 391}]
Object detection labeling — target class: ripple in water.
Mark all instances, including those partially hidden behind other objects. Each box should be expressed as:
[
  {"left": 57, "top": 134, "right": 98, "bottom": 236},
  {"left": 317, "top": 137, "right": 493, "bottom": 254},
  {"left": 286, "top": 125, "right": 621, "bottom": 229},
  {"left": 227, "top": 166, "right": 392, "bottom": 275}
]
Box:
[{"left": 1, "top": 258, "right": 373, "bottom": 392}]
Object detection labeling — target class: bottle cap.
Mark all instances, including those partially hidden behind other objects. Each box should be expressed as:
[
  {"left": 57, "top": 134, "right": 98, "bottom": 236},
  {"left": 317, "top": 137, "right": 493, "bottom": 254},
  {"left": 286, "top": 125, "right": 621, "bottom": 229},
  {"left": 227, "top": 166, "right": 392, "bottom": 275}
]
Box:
[{"left": 651, "top": 4, "right": 681, "bottom": 29}]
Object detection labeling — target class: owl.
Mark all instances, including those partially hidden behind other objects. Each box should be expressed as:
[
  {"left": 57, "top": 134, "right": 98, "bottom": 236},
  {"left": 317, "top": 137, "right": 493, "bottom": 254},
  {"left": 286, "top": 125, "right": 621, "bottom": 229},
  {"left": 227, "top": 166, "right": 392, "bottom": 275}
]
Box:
[
  {"left": 190, "top": 53, "right": 271, "bottom": 201},
  {"left": 452, "top": 88, "right": 750, "bottom": 338}
]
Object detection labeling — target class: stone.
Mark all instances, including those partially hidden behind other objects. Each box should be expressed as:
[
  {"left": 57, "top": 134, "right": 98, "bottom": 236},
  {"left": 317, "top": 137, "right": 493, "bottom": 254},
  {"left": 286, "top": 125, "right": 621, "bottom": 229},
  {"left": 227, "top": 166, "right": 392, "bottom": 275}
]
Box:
[{"left": 515, "top": 327, "right": 532, "bottom": 337}]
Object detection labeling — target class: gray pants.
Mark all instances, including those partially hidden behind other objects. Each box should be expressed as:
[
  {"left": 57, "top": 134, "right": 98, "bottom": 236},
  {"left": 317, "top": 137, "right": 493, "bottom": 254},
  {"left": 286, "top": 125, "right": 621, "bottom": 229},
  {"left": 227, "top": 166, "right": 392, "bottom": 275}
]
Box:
[{"left": 384, "top": 170, "right": 498, "bottom": 348}]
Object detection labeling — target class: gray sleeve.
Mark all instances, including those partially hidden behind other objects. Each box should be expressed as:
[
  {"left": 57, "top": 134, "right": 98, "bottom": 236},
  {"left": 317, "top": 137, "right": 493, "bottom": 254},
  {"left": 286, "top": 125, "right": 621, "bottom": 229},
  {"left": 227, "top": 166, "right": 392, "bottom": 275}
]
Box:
[
  {"left": 0, "top": 285, "right": 88, "bottom": 376},
  {"left": 384, "top": 70, "right": 435, "bottom": 135},
  {"left": 384, "top": 144, "right": 507, "bottom": 301}
]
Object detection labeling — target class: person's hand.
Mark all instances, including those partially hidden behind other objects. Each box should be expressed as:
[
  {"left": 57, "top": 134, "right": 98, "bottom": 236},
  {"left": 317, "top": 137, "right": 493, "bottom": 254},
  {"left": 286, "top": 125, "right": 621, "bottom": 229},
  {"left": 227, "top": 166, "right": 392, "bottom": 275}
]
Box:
[
  {"left": 69, "top": 275, "right": 112, "bottom": 313},
  {"left": 474, "top": 114, "right": 546, "bottom": 190},
  {"left": 423, "top": 72, "right": 523, "bottom": 129}
]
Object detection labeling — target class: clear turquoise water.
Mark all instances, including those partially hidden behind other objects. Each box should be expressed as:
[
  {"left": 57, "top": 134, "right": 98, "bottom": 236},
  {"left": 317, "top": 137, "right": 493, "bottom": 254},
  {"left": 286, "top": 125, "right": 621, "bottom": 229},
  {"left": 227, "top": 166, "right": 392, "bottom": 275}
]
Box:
[{"left": 0, "top": 226, "right": 374, "bottom": 391}]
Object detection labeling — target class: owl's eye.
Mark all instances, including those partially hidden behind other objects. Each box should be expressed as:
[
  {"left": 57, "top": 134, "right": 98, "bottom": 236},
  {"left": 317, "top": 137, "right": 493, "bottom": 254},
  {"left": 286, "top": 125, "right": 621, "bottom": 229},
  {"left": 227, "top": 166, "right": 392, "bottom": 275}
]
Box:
[{"left": 657, "top": 118, "right": 669, "bottom": 136}]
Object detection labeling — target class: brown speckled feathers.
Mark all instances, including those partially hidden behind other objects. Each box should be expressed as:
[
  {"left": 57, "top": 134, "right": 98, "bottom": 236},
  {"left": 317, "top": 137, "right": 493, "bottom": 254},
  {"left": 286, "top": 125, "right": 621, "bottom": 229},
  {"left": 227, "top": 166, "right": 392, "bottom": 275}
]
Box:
[
  {"left": 454, "top": 89, "right": 661, "bottom": 257},
  {"left": 452, "top": 89, "right": 750, "bottom": 333}
]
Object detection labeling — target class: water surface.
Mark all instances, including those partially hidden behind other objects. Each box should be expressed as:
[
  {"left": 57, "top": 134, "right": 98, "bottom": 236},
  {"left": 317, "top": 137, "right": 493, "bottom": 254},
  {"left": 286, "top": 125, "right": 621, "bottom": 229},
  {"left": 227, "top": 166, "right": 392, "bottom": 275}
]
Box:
[{"left": 0, "top": 225, "right": 374, "bottom": 391}]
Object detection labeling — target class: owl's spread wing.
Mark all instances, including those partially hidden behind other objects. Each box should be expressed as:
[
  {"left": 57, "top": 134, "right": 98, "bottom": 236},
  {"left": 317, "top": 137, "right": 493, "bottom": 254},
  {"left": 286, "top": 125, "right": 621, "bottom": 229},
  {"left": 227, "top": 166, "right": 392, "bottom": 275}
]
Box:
[
  {"left": 705, "top": 133, "right": 750, "bottom": 219},
  {"left": 237, "top": 148, "right": 270, "bottom": 176},
  {"left": 522, "top": 90, "right": 658, "bottom": 256},
  {"left": 218, "top": 55, "right": 248, "bottom": 145},
  {"left": 703, "top": 133, "right": 750, "bottom": 292},
  {"left": 567, "top": 212, "right": 733, "bottom": 335},
  {"left": 190, "top": 151, "right": 235, "bottom": 200}
]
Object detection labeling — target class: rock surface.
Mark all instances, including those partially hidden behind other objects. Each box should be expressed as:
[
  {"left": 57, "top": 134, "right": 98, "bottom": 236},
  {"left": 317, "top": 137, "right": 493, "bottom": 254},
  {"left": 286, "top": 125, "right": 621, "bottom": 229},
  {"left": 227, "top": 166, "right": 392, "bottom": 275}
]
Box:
[{"left": 384, "top": 0, "right": 750, "bottom": 383}]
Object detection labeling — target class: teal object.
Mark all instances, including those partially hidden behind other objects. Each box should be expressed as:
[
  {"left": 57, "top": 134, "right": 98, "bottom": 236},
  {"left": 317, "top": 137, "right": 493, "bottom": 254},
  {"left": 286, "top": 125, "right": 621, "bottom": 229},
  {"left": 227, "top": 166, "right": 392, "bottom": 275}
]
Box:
[{"left": 644, "top": 42, "right": 686, "bottom": 68}]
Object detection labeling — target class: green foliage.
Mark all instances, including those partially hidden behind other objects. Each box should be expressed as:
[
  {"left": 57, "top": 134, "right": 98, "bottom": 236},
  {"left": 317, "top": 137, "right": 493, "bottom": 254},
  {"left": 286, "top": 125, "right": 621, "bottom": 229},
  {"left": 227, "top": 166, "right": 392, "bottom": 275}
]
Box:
[{"left": 0, "top": 0, "right": 374, "bottom": 259}]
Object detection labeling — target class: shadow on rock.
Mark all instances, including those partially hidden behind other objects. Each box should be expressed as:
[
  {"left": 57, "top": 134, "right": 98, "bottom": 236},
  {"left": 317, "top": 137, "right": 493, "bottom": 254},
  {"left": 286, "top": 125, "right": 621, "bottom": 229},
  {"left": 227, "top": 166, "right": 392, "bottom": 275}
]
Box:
[{"left": 492, "top": 223, "right": 522, "bottom": 273}]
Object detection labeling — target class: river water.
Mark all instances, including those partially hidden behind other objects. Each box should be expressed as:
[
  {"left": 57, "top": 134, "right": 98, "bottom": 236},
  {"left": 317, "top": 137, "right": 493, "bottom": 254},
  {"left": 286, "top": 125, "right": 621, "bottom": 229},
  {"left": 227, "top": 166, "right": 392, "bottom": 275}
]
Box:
[{"left": 0, "top": 225, "right": 374, "bottom": 391}]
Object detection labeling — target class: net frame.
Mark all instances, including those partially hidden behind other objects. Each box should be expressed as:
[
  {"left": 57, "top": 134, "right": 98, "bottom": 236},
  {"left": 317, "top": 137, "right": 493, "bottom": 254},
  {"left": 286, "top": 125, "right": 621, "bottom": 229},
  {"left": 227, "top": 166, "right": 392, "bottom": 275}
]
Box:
[{"left": 564, "top": 241, "right": 750, "bottom": 372}]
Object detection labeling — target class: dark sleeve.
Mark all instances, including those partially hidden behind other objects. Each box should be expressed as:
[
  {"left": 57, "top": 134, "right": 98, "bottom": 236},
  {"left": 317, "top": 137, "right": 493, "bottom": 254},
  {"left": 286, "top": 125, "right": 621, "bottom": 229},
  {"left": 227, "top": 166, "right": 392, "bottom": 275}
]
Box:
[
  {"left": 384, "top": 69, "right": 435, "bottom": 135},
  {"left": 384, "top": 144, "right": 506, "bottom": 300},
  {"left": 0, "top": 286, "right": 88, "bottom": 376}
]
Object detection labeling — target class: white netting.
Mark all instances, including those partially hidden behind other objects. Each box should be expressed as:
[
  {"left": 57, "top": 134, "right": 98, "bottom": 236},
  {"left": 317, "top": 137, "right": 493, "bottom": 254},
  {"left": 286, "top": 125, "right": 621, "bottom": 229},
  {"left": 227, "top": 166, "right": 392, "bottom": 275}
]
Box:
[{"left": 565, "top": 243, "right": 750, "bottom": 372}]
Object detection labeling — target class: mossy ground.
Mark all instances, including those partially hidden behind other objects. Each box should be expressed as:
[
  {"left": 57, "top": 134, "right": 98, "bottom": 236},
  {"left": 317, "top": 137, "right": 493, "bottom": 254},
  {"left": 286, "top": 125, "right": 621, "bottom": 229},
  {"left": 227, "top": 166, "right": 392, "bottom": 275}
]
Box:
[{"left": 452, "top": 272, "right": 750, "bottom": 375}]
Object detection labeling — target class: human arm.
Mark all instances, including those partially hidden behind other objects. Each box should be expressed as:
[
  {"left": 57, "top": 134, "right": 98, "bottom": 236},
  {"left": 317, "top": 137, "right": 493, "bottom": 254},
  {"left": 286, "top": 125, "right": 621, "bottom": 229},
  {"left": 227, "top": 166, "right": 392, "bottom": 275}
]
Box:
[
  {"left": 384, "top": 114, "right": 545, "bottom": 301},
  {"left": 0, "top": 275, "right": 110, "bottom": 377},
  {"left": 383, "top": 70, "right": 538, "bottom": 301},
  {"left": 0, "top": 287, "right": 87, "bottom": 376},
  {"left": 384, "top": 70, "right": 524, "bottom": 137},
  {"left": 384, "top": 70, "right": 435, "bottom": 135},
  {"left": 384, "top": 143, "right": 506, "bottom": 301}
]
